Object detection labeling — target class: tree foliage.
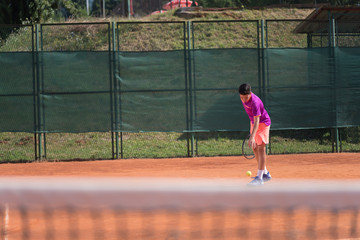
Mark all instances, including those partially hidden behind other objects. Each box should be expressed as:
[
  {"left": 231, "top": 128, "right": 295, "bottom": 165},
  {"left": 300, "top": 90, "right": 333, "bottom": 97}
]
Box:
[
  {"left": 0, "top": 0, "right": 86, "bottom": 24},
  {"left": 91, "top": 0, "right": 123, "bottom": 17},
  {"left": 29, "top": 0, "right": 86, "bottom": 23},
  {"left": 0, "top": 0, "right": 30, "bottom": 24}
]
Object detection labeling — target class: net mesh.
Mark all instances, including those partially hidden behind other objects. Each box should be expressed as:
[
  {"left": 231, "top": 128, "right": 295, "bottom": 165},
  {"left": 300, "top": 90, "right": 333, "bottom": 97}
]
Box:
[{"left": 0, "top": 178, "right": 359, "bottom": 240}]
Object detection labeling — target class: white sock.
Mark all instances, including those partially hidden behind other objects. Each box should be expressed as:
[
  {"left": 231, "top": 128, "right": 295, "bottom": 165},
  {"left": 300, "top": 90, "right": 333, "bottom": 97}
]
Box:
[
  {"left": 264, "top": 167, "right": 268, "bottom": 175},
  {"left": 257, "top": 170, "right": 265, "bottom": 179}
]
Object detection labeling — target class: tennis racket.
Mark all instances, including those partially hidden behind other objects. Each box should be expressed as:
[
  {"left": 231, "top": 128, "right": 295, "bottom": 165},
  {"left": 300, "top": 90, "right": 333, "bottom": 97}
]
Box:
[{"left": 242, "top": 134, "right": 255, "bottom": 159}]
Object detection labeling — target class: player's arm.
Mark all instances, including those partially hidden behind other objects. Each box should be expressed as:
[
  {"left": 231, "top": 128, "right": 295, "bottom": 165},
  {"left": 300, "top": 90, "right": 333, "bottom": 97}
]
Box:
[{"left": 249, "top": 116, "right": 260, "bottom": 149}]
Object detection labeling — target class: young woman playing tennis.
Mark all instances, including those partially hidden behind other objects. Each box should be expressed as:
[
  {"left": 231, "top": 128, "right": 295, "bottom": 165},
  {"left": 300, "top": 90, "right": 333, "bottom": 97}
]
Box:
[{"left": 239, "top": 83, "right": 271, "bottom": 186}]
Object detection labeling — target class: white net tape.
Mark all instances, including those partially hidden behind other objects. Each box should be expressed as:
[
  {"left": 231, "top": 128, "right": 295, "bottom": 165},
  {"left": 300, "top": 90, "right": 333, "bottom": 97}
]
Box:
[{"left": 0, "top": 178, "right": 359, "bottom": 240}]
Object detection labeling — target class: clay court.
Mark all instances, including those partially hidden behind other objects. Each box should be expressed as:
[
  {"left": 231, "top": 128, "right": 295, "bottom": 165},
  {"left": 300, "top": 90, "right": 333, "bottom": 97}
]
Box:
[
  {"left": 1, "top": 153, "right": 360, "bottom": 240},
  {"left": 0, "top": 153, "right": 359, "bottom": 179}
]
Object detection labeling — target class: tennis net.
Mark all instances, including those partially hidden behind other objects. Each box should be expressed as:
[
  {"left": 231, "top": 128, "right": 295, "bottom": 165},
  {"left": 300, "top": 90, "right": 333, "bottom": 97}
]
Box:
[{"left": 0, "top": 177, "right": 359, "bottom": 240}]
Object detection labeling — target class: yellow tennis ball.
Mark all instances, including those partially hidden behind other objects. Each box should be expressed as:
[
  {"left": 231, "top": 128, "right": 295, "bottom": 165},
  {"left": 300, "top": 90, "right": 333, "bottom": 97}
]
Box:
[{"left": 246, "top": 171, "right": 252, "bottom": 177}]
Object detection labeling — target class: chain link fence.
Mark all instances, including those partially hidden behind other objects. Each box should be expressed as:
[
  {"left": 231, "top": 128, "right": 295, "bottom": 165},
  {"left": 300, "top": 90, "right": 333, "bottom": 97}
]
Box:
[
  {"left": 0, "top": 25, "right": 36, "bottom": 162},
  {"left": 40, "top": 22, "right": 110, "bottom": 51},
  {"left": 117, "top": 21, "right": 186, "bottom": 51},
  {"left": 0, "top": 25, "right": 33, "bottom": 52},
  {"left": 1, "top": 18, "right": 360, "bottom": 162},
  {"left": 192, "top": 20, "right": 259, "bottom": 49}
]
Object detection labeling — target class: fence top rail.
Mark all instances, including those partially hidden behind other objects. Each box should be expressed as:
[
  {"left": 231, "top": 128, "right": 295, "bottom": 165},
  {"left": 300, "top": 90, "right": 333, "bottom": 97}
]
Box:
[
  {"left": 117, "top": 21, "right": 186, "bottom": 25},
  {"left": 191, "top": 19, "right": 259, "bottom": 23},
  {"left": 41, "top": 22, "right": 110, "bottom": 26},
  {"left": 265, "top": 19, "right": 327, "bottom": 22},
  {"left": 0, "top": 19, "right": 337, "bottom": 28}
]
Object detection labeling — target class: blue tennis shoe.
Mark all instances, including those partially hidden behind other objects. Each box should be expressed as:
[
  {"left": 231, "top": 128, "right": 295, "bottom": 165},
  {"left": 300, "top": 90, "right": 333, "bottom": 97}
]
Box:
[
  {"left": 247, "top": 176, "right": 264, "bottom": 186},
  {"left": 263, "top": 172, "right": 272, "bottom": 182}
]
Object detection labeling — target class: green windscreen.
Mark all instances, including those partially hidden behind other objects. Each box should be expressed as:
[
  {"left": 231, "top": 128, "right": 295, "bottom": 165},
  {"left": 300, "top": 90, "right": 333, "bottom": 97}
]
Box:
[
  {"left": 1, "top": 48, "right": 360, "bottom": 133},
  {"left": 335, "top": 48, "right": 360, "bottom": 127},
  {"left": 41, "top": 52, "right": 112, "bottom": 132},
  {"left": 192, "top": 49, "right": 260, "bottom": 131},
  {"left": 266, "top": 48, "right": 334, "bottom": 130},
  {"left": 0, "top": 53, "right": 35, "bottom": 132},
  {"left": 266, "top": 48, "right": 360, "bottom": 130},
  {"left": 116, "top": 50, "right": 187, "bottom": 132}
]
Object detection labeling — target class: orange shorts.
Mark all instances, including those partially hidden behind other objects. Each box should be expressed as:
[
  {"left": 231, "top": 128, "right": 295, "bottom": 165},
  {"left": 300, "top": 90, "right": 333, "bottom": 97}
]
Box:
[{"left": 250, "top": 123, "right": 270, "bottom": 146}]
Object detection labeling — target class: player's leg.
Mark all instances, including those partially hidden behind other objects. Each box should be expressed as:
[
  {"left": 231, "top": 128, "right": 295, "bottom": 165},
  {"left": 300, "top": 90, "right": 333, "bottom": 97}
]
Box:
[
  {"left": 253, "top": 145, "right": 265, "bottom": 175},
  {"left": 248, "top": 144, "right": 271, "bottom": 186},
  {"left": 248, "top": 145, "right": 265, "bottom": 186},
  {"left": 247, "top": 144, "right": 264, "bottom": 186},
  {"left": 256, "top": 144, "right": 266, "bottom": 170},
  {"left": 248, "top": 123, "right": 271, "bottom": 186},
  {"left": 256, "top": 123, "right": 271, "bottom": 181},
  {"left": 256, "top": 144, "right": 271, "bottom": 181},
  {"left": 259, "top": 150, "right": 272, "bottom": 183}
]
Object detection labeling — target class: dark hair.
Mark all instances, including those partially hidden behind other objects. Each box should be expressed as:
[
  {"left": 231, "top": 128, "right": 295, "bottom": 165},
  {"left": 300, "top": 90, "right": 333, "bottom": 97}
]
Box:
[{"left": 238, "top": 83, "right": 251, "bottom": 95}]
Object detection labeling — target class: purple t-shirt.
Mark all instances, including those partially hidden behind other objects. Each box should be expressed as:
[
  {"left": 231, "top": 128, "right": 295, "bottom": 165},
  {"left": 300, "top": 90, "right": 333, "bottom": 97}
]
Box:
[{"left": 242, "top": 92, "right": 271, "bottom": 126}]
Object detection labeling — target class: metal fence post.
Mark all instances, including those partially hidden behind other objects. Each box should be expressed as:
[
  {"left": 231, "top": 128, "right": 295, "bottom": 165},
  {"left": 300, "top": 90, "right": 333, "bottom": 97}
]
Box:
[
  {"left": 328, "top": 13, "right": 340, "bottom": 153},
  {"left": 112, "top": 22, "right": 120, "bottom": 159},
  {"left": 191, "top": 21, "right": 198, "bottom": 157},
  {"left": 110, "top": 22, "right": 115, "bottom": 159},
  {"left": 35, "top": 24, "right": 44, "bottom": 160},
  {"left": 32, "top": 24, "right": 37, "bottom": 161},
  {"left": 333, "top": 18, "right": 340, "bottom": 153},
  {"left": 260, "top": 19, "right": 270, "bottom": 155},
  {"left": 115, "top": 22, "right": 124, "bottom": 159},
  {"left": 40, "top": 24, "right": 47, "bottom": 159},
  {"left": 183, "top": 21, "right": 190, "bottom": 157},
  {"left": 331, "top": 18, "right": 336, "bottom": 48},
  {"left": 260, "top": 19, "right": 266, "bottom": 99},
  {"left": 187, "top": 21, "right": 195, "bottom": 157},
  {"left": 127, "top": 0, "right": 131, "bottom": 18},
  {"left": 109, "top": 22, "right": 119, "bottom": 159}
]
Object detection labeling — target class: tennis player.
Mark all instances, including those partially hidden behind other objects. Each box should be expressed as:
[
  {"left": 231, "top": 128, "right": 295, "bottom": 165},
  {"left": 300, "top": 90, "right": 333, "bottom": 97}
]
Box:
[{"left": 239, "top": 83, "right": 271, "bottom": 186}]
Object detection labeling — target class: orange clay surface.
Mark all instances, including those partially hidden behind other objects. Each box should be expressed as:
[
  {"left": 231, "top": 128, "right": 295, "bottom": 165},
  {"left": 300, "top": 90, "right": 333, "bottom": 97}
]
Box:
[
  {"left": 0, "top": 153, "right": 359, "bottom": 179},
  {"left": 1, "top": 153, "right": 360, "bottom": 240}
]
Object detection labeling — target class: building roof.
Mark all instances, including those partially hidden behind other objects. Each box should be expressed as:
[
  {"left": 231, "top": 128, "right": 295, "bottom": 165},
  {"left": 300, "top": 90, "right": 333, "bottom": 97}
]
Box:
[{"left": 294, "top": 6, "right": 360, "bottom": 34}]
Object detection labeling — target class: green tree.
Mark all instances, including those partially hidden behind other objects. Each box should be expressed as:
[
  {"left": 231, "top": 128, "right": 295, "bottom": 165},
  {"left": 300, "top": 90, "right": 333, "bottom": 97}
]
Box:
[
  {"left": 91, "top": 0, "right": 123, "bottom": 17},
  {"left": 0, "top": 0, "right": 30, "bottom": 24},
  {"left": 29, "top": 0, "right": 55, "bottom": 22},
  {"left": 29, "top": 0, "right": 86, "bottom": 23},
  {"left": 0, "top": 0, "right": 87, "bottom": 24}
]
